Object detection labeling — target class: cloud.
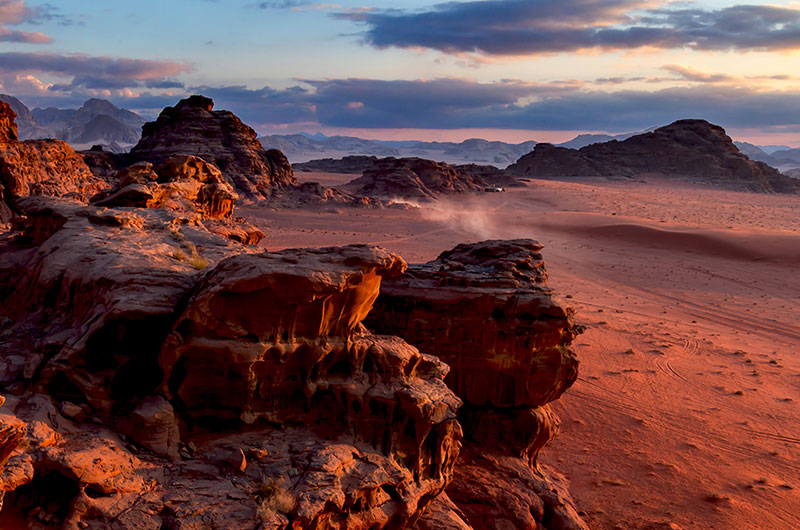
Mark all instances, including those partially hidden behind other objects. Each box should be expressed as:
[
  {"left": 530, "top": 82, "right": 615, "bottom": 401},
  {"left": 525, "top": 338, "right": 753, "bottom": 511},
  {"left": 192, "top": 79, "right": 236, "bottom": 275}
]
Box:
[
  {"left": 190, "top": 84, "right": 317, "bottom": 124},
  {"left": 0, "top": 51, "right": 191, "bottom": 92},
  {"left": 213, "top": 79, "right": 800, "bottom": 133},
  {"left": 0, "top": 0, "right": 57, "bottom": 43},
  {"left": 254, "top": 0, "right": 310, "bottom": 8},
  {"left": 339, "top": 0, "right": 800, "bottom": 56},
  {"left": 661, "top": 65, "right": 734, "bottom": 83},
  {"left": 145, "top": 79, "right": 185, "bottom": 89},
  {"left": 11, "top": 74, "right": 800, "bottom": 135}
]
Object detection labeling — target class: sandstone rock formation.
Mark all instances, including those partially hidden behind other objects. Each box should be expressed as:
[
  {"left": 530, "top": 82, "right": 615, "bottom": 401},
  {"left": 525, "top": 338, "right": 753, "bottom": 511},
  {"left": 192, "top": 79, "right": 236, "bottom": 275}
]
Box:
[
  {"left": 366, "top": 239, "right": 587, "bottom": 530},
  {"left": 130, "top": 96, "right": 296, "bottom": 199},
  {"left": 79, "top": 145, "right": 123, "bottom": 181},
  {"left": 508, "top": 119, "right": 800, "bottom": 194},
  {"left": 0, "top": 200, "right": 463, "bottom": 529},
  {"left": 294, "top": 155, "right": 381, "bottom": 174},
  {"left": 0, "top": 101, "right": 104, "bottom": 223},
  {"left": 92, "top": 155, "right": 238, "bottom": 219},
  {"left": 345, "top": 157, "right": 487, "bottom": 201}
]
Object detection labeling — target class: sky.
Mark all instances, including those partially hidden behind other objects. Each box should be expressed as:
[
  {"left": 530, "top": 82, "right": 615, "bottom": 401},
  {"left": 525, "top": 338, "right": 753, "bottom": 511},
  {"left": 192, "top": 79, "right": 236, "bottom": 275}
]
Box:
[{"left": 3, "top": 0, "right": 800, "bottom": 144}]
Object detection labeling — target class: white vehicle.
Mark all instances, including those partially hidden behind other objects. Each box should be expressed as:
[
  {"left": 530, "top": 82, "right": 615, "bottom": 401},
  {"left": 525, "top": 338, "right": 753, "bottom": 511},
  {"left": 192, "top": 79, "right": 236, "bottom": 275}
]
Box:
[{"left": 484, "top": 186, "right": 505, "bottom": 193}]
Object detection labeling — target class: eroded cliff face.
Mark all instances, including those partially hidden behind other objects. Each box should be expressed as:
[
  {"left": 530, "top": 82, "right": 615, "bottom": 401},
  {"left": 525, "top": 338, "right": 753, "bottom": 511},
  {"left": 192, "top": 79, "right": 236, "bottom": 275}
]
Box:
[
  {"left": 366, "top": 239, "right": 587, "bottom": 530},
  {"left": 0, "top": 102, "right": 104, "bottom": 223},
  {"left": 129, "top": 96, "right": 296, "bottom": 199},
  {"left": 0, "top": 199, "right": 463, "bottom": 529}
]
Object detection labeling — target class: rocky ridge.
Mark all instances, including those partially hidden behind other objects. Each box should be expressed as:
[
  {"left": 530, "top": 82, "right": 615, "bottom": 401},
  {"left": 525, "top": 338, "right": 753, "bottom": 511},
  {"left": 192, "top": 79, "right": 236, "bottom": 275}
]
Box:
[{"left": 508, "top": 119, "right": 799, "bottom": 193}]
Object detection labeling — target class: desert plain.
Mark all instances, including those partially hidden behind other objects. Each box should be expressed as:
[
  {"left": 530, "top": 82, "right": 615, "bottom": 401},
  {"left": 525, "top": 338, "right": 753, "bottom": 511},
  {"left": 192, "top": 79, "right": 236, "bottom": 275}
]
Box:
[{"left": 245, "top": 170, "right": 800, "bottom": 530}]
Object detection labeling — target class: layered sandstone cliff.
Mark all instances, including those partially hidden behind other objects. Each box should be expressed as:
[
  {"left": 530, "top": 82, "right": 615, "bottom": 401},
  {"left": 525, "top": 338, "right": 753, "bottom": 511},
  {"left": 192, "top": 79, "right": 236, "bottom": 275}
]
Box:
[
  {"left": 508, "top": 119, "right": 799, "bottom": 194},
  {"left": 367, "top": 240, "right": 587, "bottom": 530}
]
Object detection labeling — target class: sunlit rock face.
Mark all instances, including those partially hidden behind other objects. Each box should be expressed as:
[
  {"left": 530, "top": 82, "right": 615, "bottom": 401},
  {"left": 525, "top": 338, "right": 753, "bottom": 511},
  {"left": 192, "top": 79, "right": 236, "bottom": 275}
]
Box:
[
  {"left": 367, "top": 239, "right": 587, "bottom": 530},
  {"left": 1, "top": 203, "right": 464, "bottom": 529},
  {"left": 160, "top": 245, "right": 462, "bottom": 484},
  {"left": 0, "top": 101, "right": 104, "bottom": 223},
  {"left": 129, "top": 95, "right": 296, "bottom": 199},
  {"left": 366, "top": 239, "right": 580, "bottom": 410},
  {"left": 91, "top": 155, "right": 239, "bottom": 220}
]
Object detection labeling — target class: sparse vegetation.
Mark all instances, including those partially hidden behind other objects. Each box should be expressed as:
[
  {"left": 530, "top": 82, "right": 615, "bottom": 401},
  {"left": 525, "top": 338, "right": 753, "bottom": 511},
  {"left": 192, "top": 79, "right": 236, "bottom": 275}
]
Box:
[
  {"left": 170, "top": 229, "right": 185, "bottom": 241},
  {"left": 253, "top": 477, "right": 296, "bottom": 520},
  {"left": 172, "top": 248, "right": 187, "bottom": 262},
  {"left": 189, "top": 255, "right": 208, "bottom": 270}
]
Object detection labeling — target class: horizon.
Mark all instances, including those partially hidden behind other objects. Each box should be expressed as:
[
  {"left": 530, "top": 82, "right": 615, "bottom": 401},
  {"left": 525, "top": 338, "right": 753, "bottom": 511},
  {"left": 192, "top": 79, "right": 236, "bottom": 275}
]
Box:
[{"left": 4, "top": 0, "right": 800, "bottom": 146}]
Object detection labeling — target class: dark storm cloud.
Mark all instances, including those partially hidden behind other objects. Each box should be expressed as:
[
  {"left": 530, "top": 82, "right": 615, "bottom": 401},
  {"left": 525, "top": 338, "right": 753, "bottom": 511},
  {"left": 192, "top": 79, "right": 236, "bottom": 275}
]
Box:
[{"left": 337, "top": 0, "right": 800, "bottom": 55}]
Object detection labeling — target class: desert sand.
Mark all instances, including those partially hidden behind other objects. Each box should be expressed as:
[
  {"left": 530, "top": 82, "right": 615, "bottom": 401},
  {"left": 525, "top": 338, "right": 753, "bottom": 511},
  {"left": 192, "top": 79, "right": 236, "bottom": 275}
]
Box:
[{"left": 241, "top": 171, "right": 800, "bottom": 530}]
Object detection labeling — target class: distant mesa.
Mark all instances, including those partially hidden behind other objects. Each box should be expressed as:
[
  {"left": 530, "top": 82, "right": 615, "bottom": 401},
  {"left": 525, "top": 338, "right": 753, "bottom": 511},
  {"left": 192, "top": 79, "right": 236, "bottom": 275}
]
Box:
[
  {"left": 293, "top": 155, "right": 381, "bottom": 174},
  {"left": 508, "top": 119, "right": 800, "bottom": 194},
  {"left": 130, "top": 95, "right": 296, "bottom": 199},
  {"left": 342, "top": 156, "right": 516, "bottom": 201}
]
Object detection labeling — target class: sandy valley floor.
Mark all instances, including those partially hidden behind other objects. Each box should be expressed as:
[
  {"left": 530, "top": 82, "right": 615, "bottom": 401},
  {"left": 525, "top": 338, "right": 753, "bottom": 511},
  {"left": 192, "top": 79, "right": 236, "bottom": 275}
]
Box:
[{"left": 240, "top": 172, "right": 800, "bottom": 530}]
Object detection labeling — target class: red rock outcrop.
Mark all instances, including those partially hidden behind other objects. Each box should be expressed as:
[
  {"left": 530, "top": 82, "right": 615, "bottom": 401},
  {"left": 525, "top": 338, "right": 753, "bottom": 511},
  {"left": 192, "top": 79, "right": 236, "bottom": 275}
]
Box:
[
  {"left": 0, "top": 202, "right": 463, "bottom": 529},
  {"left": 0, "top": 101, "right": 18, "bottom": 142},
  {"left": 366, "top": 239, "right": 587, "bottom": 530},
  {"left": 0, "top": 101, "right": 105, "bottom": 223},
  {"left": 92, "top": 155, "right": 238, "bottom": 219},
  {"left": 130, "top": 95, "right": 296, "bottom": 199},
  {"left": 345, "top": 157, "right": 487, "bottom": 201},
  {"left": 508, "top": 119, "right": 800, "bottom": 194},
  {"left": 88, "top": 155, "right": 266, "bottom": 244}
]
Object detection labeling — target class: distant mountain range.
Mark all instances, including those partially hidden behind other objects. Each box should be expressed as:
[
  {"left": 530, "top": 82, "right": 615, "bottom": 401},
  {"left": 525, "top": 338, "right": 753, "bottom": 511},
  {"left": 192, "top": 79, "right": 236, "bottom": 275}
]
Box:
[
  {"left": 2, "top": 93, "right": 799, "bottom": 173},
  {"left": 0, "top": 94, "right": 145, "bottom": 152},
  {"left": 733, "top": 141, "right": 800, "bottom": 172},
  {"left": 259, "top": 129, "right": 661, "bottom": 167}
]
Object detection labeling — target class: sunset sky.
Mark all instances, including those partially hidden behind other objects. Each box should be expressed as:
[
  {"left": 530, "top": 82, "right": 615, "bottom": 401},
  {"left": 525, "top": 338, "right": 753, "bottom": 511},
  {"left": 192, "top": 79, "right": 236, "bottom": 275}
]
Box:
[{"left": 3, "top": 0, "right": 800, "bottom": 143}]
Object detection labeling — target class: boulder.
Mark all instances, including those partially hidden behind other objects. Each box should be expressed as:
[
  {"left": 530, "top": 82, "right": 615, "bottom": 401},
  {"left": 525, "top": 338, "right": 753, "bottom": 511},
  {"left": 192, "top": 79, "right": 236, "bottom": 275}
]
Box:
[{"left": 0, "top": 197, "right": 245, "bottom": 419}]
